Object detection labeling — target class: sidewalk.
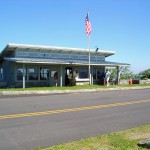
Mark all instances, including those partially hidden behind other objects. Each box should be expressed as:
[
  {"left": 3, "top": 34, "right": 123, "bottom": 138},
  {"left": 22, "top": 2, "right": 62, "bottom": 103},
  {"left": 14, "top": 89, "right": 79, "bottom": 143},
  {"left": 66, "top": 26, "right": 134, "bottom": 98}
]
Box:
[{"left": 0, "top": 86, "right": 150, "bottom": 96}]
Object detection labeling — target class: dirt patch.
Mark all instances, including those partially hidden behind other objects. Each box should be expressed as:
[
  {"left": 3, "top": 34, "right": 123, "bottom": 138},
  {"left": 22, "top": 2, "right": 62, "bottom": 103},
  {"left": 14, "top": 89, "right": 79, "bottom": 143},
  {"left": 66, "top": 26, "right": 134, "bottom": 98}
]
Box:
[{"left": 126, "top": 132, "right": 150, "bottom": 140}]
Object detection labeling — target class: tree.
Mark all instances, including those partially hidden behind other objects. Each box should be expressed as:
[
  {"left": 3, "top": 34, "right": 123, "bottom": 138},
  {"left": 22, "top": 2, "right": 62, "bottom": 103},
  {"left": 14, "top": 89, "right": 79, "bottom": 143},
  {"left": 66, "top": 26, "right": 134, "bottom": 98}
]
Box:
[
  {"left": 138, "top": 69, "right": 150, "bottom": 79},
  {"left": 119, "top": 66, "right": 135, "bottom": 79},
  {"left": 107, "top": 67, "right": 116, "bottom": 80},
  {"left": 107, "top": 66, "right": 134, "bottom": 80}
]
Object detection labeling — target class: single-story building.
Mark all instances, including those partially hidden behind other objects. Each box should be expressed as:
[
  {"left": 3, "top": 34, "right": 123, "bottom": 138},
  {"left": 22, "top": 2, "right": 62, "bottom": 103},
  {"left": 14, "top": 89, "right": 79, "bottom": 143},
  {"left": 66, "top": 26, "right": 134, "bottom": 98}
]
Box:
[{"left": 0, "top": 43, "right": 129, "bottom": 88}]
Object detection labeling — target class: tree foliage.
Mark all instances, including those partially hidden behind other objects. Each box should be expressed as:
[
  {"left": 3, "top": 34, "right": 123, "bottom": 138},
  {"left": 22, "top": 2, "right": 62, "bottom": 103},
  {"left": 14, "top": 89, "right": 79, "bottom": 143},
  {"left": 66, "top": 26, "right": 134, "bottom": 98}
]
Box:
[
  {"left": 138, "top": 69, "right": 150, "bottom": 79},
  {"left": 119, "top": 66, "right": 135, "bottom": 79},
  {"left": 107, "top": 67, "right": 150, "bottom": 80},
  {"left": 107, "top": 66, "right": 134, "bottom": 80}
]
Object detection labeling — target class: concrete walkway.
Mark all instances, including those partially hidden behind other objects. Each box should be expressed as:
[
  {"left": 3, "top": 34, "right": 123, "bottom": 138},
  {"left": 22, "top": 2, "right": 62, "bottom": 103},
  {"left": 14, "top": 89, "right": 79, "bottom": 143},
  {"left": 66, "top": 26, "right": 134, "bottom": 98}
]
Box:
[{"left": 0, "top": 86, "right": 150, "bottom": 96}]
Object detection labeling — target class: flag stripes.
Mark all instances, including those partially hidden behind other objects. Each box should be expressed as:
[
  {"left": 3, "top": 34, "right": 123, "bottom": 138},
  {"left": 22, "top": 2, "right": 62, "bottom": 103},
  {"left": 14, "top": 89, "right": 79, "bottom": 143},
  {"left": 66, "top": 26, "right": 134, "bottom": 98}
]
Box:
[{"left": 85, "top": 13, "right": 92, "bottom": 36}]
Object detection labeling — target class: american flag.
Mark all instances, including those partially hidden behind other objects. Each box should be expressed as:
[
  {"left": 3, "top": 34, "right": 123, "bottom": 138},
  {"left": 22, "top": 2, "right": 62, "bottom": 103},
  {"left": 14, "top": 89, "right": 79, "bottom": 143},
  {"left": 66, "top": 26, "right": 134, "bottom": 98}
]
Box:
[{"left": 85, "top": 13, "right": 92, "bottom": 36}]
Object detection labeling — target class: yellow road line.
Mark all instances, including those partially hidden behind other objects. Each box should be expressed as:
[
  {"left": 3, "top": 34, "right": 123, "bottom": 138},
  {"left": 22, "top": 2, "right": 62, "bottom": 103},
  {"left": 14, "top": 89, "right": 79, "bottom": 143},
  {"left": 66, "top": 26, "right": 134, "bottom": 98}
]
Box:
[{"left": 0, "top": 99, "right": 150, "bottom": 120}]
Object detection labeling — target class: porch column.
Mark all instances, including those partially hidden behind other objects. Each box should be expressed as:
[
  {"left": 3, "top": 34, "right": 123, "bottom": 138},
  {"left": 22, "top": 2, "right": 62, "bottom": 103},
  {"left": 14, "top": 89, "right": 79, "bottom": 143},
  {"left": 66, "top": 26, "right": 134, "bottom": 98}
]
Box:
[
  {"left": 91, "top": 66, "right": 93, "bottom": 85},
  {"left": 23, "top": 64, "right": 25, "bottom": 89},
  {"left": 117, "top": 66, "right": 120, "bottom": 84},
  {"left": 60, "top": 65, "right": 62, "bottom": 87}
]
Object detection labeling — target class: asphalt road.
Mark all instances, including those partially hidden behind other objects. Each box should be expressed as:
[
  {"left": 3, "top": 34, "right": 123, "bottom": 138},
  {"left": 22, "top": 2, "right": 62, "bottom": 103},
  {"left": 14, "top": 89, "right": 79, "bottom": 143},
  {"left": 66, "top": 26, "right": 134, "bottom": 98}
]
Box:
[{"left": 0, "top": 89, "right": 150, "bottom": 150}]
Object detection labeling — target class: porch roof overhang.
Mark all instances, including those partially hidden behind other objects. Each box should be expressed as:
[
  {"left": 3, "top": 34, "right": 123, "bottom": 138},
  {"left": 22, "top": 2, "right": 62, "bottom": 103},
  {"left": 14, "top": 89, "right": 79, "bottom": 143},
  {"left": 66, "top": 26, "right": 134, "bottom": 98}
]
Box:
[{"left": 4, "top": 57, "right": 130, "bottom": 67}]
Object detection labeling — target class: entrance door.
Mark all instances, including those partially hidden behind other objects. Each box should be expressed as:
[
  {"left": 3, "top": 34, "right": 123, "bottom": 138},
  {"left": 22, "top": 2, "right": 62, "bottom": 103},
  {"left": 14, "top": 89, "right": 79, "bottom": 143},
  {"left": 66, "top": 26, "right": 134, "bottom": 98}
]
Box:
[{"left": 65, "top": 67, "right": 72, "bottom": 86}]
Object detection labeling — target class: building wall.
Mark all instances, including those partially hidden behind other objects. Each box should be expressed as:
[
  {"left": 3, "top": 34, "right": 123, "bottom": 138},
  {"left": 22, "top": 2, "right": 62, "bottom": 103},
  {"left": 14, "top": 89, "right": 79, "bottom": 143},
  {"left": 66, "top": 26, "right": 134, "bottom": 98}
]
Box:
[
  {"left": 2, "top": 61, "right": 15, "bottom": 83},
  {"left": 5, "top": 63, "right": 105, "bottom": 87}
]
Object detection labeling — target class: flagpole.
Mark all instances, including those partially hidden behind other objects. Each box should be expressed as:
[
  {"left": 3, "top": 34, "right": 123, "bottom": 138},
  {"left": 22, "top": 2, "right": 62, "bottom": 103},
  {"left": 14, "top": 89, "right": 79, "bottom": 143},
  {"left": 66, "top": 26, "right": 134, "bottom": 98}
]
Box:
[
  {"left": 88, "top": 35, "right": 91, "bottom": 85},
  {"left": 85, "top": 12, "right": 92, "bottom": 85}
]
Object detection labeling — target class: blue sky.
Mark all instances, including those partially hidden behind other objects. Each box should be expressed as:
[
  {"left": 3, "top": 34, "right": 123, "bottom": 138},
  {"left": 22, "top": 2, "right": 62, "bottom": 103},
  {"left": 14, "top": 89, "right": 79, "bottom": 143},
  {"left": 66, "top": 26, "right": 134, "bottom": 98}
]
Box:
[{"left": 0, "top": 0, "right": 150, "bottom": 73}]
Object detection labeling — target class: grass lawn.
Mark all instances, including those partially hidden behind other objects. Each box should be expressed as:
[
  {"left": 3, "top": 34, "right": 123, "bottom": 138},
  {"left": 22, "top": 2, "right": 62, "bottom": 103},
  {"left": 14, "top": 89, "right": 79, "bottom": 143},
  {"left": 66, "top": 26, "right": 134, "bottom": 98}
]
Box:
[
  {"left": 0, "top": 84, "right": 150, "bottom": 91},
  {"left": 40, "top": 124, "right": 150, "bottom": 150}
]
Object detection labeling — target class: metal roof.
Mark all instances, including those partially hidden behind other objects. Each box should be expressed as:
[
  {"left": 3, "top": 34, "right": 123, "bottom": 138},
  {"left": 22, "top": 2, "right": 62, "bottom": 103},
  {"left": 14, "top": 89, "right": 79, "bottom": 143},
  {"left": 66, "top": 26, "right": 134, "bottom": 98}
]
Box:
[
  {"left": 0, "top": 43, "right": 115, "bottom": 57},
  {"left": 4, "top": 57, "right": 129, "bottom": 67}
]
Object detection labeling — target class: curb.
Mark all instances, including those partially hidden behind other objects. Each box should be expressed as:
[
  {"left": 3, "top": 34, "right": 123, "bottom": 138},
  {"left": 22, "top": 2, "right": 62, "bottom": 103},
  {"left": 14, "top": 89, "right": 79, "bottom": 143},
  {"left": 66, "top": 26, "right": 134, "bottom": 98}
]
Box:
[{"left": 0, "top": 86, "right": 150, "bottom": 96}]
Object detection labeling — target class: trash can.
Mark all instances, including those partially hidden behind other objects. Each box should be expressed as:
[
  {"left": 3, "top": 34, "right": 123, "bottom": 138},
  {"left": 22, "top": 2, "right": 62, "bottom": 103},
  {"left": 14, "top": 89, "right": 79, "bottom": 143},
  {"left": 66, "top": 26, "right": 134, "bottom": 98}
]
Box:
[{"left": 129, "top": 79, "right": 133, "bottom": 85}]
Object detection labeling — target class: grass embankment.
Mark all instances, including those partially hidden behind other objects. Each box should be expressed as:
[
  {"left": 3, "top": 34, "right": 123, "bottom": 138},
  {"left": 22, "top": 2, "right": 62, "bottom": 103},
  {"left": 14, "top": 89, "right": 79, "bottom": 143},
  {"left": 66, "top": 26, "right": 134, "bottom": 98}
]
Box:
[
  {"left": 0, "top": 84, "right": 150, "bottom": 91},
  {"left": 42, "top": 124, "right": 150, "bottom": 150}
]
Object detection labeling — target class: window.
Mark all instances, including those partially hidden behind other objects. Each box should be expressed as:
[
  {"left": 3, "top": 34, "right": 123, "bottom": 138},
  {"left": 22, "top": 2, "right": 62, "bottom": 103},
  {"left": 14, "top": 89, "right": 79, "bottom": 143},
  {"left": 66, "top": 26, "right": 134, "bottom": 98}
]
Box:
[
  {"left": 28, "top": 67, "right": 38, "bottom": 80},
  {"left": 97, "top": 56, "right": 105, "bottom": 61},
  {"left": 71, "top": 55, "right": 79, "bottom": 59},
  {"left": 29, "top": 52, "right": 39, "bottom": 57},
  {"left": 40, "top": 53, "right": 49, "bottom": 58},
  {"left": 61, "top": 54, "right": 70, "bottom": 59},
  {"left": 79, "top": 68, "right": 88, "bottom": 78},
  {"left": 17, "top": 67, "right": 27, "bottom": 81},
  {"left": 51, "top": 53, "right": 60, "bottom": 58},
  {"left": 80, "top": 55, "right": 88, "bottom": 60},
  {"left": 91, "top": 56, "right": 96, "bottom": 61},
  {"left": 40, "top": 67, "right": 49, "bottom": 80},
  {"left": 16, "top": 52, "right": 28, "bottom": 57},
  {"left": 0, "top": 68, "right": 3, "bottom": 80}
]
